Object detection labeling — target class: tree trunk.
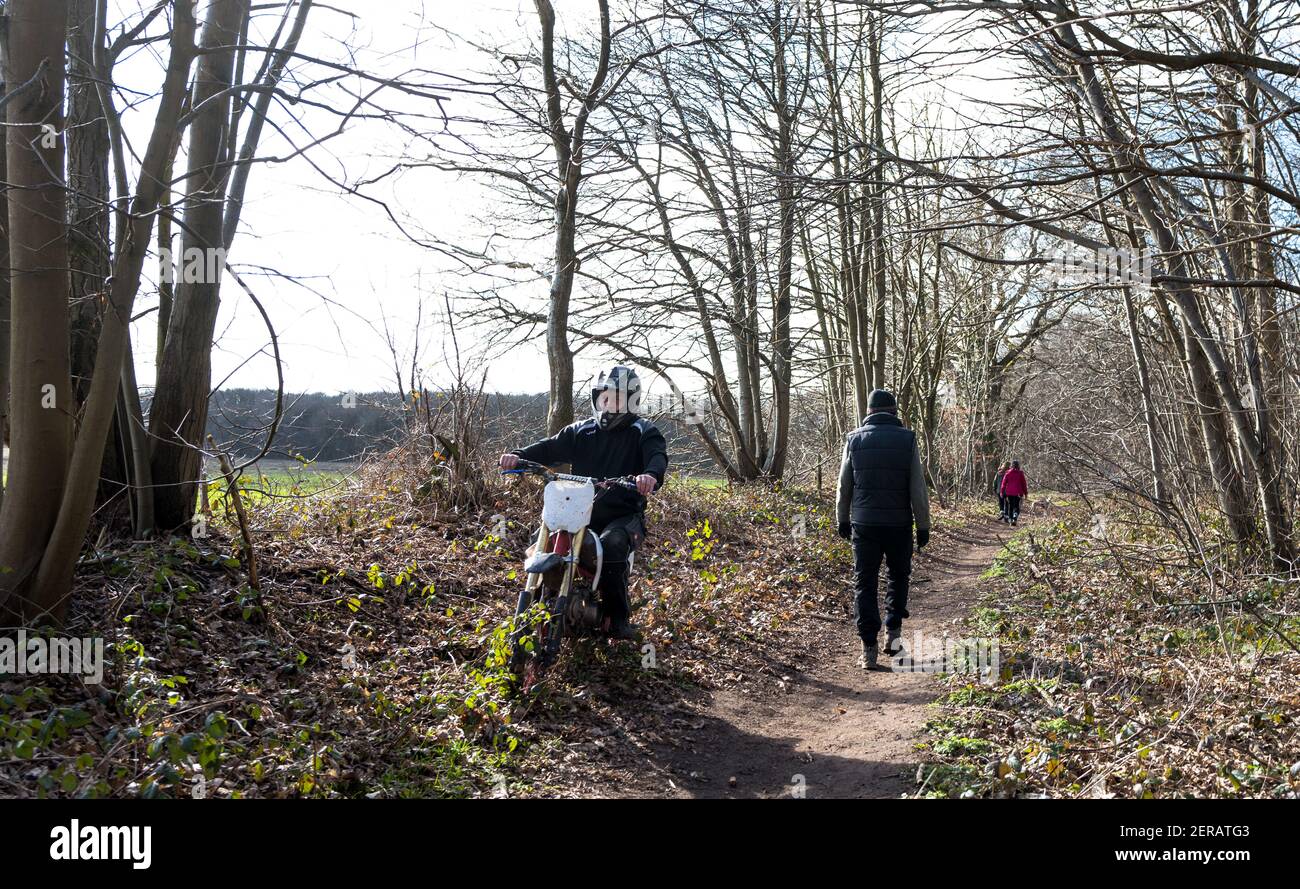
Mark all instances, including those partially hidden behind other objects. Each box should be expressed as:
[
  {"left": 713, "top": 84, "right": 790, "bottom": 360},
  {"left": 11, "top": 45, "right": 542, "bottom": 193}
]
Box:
[
  {"left": 0, "top": 0, "right": 73, "bottom": 620},
  {"left": 868, "top": 14, "right": 888, "bottom": 391},
  {"left": 534, "top": 0, "right": 610, "bottom": 435},
  {"left": 765, "top": 3, "right": 794, "bottom": 479},
  {"left": 545, "top": 184, "right": 578, "bottom": 435},
  {"left": 0, "top": 18, "right": 9, "bottom": 513},
  {"left": 67, "top": 0, "right": 108, "bottom": 409},
  {"left": 25, "top": 0, "right": 198, "bottom": 618},
  {"left": 1095, "top": 187, "right": 1169, "bottom": 505},
  {"left": 68, "top": 0, "right": 140, "bottom": 532},
  {"left": 150, "top": 0, "right": 248, "bottom": 531}
]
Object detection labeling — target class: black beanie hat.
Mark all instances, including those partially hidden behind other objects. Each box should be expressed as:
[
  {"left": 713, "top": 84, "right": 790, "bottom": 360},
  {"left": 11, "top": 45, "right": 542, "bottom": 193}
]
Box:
[{"left": 867, "top": 389, "right": 897, "bottom": 411}]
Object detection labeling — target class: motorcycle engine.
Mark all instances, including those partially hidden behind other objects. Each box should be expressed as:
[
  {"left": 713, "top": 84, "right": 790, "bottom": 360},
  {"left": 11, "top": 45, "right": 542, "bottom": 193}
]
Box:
[{"left": 566, "top": 591, "right": 601, "bottom": 628}]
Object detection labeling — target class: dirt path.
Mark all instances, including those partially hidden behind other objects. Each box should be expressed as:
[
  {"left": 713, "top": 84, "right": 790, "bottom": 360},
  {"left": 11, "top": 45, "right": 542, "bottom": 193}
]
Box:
[{"left": 632, "top": 515, "right": 1018, "bottom": 799}]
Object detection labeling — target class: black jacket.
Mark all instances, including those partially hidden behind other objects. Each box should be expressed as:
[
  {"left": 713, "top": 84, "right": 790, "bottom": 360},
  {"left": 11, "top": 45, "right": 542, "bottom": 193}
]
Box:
[
  {"left": 512, "top": 417, "right": 669, "bottom": 527},
  {"left": 835, "top": 412, "right": 931, "bottom": 528}
]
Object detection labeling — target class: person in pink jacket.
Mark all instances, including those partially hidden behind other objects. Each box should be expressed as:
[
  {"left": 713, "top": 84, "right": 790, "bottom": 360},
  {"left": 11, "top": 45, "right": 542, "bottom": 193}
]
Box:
[{"left": 999, "top": 461, "right": 1028, "bottom": 525}]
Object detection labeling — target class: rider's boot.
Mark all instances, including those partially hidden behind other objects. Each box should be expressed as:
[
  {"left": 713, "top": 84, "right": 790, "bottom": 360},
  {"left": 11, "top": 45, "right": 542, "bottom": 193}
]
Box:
[
  {"left": 609, "top": 619, "right": 641, "bottom": 641},
  {"left": 598, "top": 557, "right": 639, "bottom": 641}
]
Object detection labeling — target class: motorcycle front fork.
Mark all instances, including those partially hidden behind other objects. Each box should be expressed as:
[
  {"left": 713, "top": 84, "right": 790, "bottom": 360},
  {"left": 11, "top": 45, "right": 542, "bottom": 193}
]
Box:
[
  {"left": 524, "top": 523, "right": 586, "bottom": 596},
  {"left": 519, "top": 523, "right": 589, "bottom": 648}
]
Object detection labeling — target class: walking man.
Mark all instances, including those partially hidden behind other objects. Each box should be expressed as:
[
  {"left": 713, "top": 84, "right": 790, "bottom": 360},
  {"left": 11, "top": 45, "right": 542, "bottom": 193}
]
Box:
[{"left": 835, "top": 389, "right": 931, "bottom": 670}]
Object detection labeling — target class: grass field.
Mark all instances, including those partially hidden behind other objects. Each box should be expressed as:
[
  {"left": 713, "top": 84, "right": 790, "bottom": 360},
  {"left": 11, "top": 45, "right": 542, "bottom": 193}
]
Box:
[
  {"left": 678, "top": 476, "right": 728, "bottom": 489},
  {"left": 202, "top": 457, "right": 357, "bottom": 502}
]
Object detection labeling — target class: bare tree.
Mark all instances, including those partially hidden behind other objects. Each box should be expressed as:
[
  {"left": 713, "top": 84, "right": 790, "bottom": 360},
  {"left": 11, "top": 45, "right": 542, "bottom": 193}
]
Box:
[{"left": 0, "top": 0, "right": 197, "bottom": 622}]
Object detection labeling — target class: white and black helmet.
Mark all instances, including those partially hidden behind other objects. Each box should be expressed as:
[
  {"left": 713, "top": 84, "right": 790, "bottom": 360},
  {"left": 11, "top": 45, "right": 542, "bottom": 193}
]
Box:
[{"left": 590, "top": 365, "right": 642, "bottom": 431}]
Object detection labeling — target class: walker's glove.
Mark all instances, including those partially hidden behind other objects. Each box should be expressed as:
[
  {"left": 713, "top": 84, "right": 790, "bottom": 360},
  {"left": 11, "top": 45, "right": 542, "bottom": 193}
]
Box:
[
  {"left": 916, "top": 528, "right": 930, "bottom": 551},
  {"left": 838, "top": 522, "right": 851, "bottom": 541}
]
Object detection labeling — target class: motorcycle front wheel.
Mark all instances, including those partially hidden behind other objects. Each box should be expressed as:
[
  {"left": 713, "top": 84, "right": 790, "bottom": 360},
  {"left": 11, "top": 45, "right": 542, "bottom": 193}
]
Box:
[{"left": 509, "top": 588, "right": 566, "bottom": 690}]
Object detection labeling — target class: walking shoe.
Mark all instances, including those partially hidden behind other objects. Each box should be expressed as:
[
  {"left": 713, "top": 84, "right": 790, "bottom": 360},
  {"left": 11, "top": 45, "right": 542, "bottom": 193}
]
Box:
[
  {"left": 885, "top": 630, "right": 903, "bottom": 657},
  {"left": 858, "top": 639, "right": 878, "bottom": 670}
]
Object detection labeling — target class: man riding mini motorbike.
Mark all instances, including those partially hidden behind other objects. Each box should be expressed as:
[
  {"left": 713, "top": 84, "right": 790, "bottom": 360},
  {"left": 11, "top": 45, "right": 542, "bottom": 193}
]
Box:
[{"left": 498, "top": 366, "right": 669, "bottom": 640}]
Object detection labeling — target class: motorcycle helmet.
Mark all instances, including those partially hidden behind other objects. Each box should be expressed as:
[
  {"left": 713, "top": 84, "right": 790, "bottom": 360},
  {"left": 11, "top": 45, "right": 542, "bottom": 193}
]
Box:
[{"left": 590, "top": 365, "right": 642, "bottom": 431}]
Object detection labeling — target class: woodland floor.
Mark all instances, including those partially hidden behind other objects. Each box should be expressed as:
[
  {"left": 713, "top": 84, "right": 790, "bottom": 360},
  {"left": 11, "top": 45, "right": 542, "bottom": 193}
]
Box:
[{"left": 6, "top": 461, "right": 1295, "bottom": 799}]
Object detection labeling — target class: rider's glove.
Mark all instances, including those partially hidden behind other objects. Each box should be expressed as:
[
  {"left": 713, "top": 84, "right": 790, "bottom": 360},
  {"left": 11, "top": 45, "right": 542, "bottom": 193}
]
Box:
[
  {"left": 916, "top": 528, "right": 930, "bottom": 551},
  {"left": 838, "top": 522, "right": 851, "bottom": 541}
]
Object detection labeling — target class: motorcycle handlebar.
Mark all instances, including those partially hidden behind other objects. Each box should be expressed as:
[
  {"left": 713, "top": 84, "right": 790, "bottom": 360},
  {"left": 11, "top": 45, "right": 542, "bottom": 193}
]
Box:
[{"left": 500, "top": 458, "right": 639, "bottom": 490}]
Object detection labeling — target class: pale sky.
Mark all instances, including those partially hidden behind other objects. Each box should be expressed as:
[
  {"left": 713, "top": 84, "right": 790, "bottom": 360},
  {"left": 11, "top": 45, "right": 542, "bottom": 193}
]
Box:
[{"left": 124, "top": 0, "right": 558, "bottom": 397}]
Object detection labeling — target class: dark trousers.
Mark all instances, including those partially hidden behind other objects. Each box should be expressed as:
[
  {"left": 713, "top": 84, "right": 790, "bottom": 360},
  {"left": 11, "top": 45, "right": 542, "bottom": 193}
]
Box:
[
  {"left": 997, "top": 493, "right": 1007, "bottom": 518},
  {"left": 1005, "top": 495, "right": 1022, "bottom": 522},
  {"left": 851, "top": 523, "right": 912, "bottom": 641},
  {"left": 591, "top": 512, "right": 644, "bottom": 624}
]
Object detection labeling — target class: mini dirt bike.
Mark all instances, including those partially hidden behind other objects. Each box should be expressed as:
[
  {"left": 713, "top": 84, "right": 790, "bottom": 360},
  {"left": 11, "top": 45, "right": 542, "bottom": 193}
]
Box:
[{"left": 500, "top": 459, "right": 639, "bottom": 689}]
